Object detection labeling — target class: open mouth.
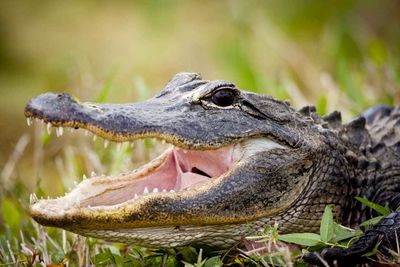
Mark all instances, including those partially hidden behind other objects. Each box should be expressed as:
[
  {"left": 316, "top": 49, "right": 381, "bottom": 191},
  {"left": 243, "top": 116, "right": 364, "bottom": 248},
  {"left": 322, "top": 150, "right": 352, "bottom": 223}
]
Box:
[
  {"left": 28, "top": 120, "right": 243, "bottom": 211},
  {"left": 73, "top": 142, "right": 242, "bottom": 209}
]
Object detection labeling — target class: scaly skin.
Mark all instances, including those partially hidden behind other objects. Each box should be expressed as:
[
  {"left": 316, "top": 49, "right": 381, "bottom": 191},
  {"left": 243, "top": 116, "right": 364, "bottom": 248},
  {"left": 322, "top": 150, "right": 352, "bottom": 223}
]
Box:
[{"left": 25, "top": 73, "right": 400, "bottom": 265}]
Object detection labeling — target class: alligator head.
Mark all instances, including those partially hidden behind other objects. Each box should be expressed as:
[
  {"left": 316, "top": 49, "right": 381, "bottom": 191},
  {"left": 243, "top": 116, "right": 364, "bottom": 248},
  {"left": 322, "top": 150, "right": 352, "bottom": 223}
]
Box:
[{"left": 25, "top": 72, "right": 350, "bottom": 248}]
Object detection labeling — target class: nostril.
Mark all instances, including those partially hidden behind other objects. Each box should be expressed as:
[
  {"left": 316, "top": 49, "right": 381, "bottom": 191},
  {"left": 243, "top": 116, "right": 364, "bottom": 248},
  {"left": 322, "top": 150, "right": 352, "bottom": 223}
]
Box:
[{"left": 191, "top": 167, "right": 211, "bottom": 178}]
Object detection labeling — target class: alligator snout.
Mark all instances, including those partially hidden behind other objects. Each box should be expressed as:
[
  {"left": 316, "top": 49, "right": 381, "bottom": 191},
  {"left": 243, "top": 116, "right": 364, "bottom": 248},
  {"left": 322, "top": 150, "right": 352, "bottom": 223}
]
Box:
[{"left": 25, "top": 92, "right": 82, "bottom": 123}]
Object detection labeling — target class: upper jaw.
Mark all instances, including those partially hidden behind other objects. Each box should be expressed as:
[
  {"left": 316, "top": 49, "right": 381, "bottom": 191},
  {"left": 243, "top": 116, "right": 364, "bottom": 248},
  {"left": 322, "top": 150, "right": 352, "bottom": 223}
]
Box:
[
  {"left": 24, "top": 88, "right": 299, "bottom": 150},
  {"left": 24, "top": 92, "right": 238, "bottom": 149}
]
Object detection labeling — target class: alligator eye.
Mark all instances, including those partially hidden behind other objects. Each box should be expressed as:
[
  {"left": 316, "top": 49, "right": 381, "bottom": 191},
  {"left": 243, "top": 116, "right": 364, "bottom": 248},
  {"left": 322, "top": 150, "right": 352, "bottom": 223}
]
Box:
[{"left": 210, "top": 89, "right": 237, "bottom": 107}]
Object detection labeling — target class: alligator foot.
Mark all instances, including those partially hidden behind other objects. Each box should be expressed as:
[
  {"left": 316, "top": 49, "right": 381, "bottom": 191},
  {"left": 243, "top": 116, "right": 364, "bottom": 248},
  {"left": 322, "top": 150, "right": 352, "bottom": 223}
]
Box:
[{"left": 304, "top": 212, "right": 400, "bottom": 266}]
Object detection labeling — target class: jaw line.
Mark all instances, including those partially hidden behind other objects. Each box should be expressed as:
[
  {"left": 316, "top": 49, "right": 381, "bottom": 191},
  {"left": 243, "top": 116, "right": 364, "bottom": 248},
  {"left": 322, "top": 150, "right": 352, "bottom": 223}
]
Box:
[
  {"left": 30, "top": 141, "right": 244, "bottom": 213},
  {"left": 29, "top": 136, "right": 287, "bottom": 226}
]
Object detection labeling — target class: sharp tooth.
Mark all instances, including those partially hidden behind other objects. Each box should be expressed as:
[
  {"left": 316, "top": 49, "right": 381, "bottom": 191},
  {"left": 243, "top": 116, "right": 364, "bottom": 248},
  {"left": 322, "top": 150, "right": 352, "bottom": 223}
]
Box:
[
  {"left": 55, "top": 127, "right": 64, "bottom": 137},
  {"left": 183, "top": 149, "right": 188, "bottom": 154},
  {"left": 56, "top": 127, "right": 64, "bottom": 137},
  {"left": 134, "top": 193, "right": 139, "bottom": 199},
  {"left": 170, "top": 189, "right": 175, "bottom": 193},
  {"left": 85, "top": 130, "right": 89, "bottom": 136},
  {"left": 29, "top": 193, "right": 38, "bottom": 204},
  {"left": 83, "top": 174, "right": 87, "bottom": 180},
  {"left": 93, "top": 135, "right": 97, "bottom": 141},
  {"left": 27, "top": 118, "right": 32, "bottom": 126},
  {"left": 104, "top": 140, "right": 109, "bottom": 148},
  {"left": 91, "top": 171, "right": 96, "bottom": 177},
  {"left": 116, "top": 143, "right": 122, "bottom": 152},
  {"left": 153, "top": 188, "right": 159, "bottom": 193},
  {"left": 143, "top": 187, "right": 149, "bottom": 195},
  {"left": 47, "top": 123, "right": 52, "bottom": 134}
]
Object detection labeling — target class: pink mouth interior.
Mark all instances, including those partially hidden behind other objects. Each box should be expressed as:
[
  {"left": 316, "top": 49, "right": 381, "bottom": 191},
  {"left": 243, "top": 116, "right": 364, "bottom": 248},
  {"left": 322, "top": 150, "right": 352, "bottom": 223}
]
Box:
[{"left": 80, "top": 145, "right": 241, "bottom": 207}]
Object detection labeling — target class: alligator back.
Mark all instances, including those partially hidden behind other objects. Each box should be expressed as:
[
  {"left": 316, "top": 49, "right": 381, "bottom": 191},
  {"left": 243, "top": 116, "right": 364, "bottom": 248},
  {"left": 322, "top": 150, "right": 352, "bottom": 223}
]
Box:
[
  {"left": 342, "top": 105, "right": 400, "bottom": 223},
  {"left": 319, "top": 105, "right": 400, "bottom": 224},
  {"left": 363, "top": 105, "right": 400, "bottom": 166}
]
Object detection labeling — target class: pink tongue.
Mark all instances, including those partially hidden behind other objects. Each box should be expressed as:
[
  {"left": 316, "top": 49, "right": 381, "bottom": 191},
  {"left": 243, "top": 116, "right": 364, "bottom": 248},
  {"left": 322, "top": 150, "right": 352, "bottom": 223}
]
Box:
[
  {"left": 173, "top": 146, "right": 237, "bottom": 191},
  {"left": 179, "top": 172, "right": 210, "bottom": 190}
]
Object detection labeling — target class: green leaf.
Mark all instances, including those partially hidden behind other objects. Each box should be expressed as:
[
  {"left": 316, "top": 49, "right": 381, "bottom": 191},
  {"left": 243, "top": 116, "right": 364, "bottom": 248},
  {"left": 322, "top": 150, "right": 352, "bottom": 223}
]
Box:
[
  {"left": 178, "top": 247, "right": 198, "bottom": 263},
  {"left": 320, "top": 205, "right": 334, "bottom": 243},
  {"left": 204, "top": 256, "right": 223, "bottom": 267},
  {"left": 103, "top": 244, "right": 121, "bottom": 256},
  {"left": 278, "top": 233, "right": 321, "bottom": 247},
  {"left": 99, "top": 247, "right": 123, "bottom": 266},
  {"left": 93, "top": 252, "right": 113, "bottom": 266},
  {"left": 359, "top": 216, "right": 384, "bottom": 228},
  {"left": 196, "top": 248, "right": 206, "bottom": 267},
  {"left": 332, "top": 223, "right": 356, "bottom": 243},
  {"left": 164, "top": 255, "right": 180, "bottom": 267},
  {"left": 355, "top": 197, "right": 390, "bottom": 215}
]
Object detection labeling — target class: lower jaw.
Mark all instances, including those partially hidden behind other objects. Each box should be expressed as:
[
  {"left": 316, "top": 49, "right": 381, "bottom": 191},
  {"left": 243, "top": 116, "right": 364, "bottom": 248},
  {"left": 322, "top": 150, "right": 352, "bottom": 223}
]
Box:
[{"left": 73, "top": 218, "right": 254, "bottom": 248}]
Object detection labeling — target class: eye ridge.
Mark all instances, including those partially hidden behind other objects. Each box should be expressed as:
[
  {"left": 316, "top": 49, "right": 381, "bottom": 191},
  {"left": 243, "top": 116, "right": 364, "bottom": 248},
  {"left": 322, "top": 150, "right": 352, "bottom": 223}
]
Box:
[{"left": 210, "top": 88, "right": 238, "bottom": 107}]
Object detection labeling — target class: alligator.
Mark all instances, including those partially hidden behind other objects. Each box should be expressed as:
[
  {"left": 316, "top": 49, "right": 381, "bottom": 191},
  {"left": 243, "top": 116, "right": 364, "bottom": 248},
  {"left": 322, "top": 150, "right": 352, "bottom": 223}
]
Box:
[{"left": 25, "top": 72, "right": 400, "bottom": 266}]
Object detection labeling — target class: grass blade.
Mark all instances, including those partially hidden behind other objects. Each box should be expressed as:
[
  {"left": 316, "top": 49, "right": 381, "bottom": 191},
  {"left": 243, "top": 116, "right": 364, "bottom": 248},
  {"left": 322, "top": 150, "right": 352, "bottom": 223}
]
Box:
[{"left": 355, "top": 197, "right": 390, "bottom": 215}]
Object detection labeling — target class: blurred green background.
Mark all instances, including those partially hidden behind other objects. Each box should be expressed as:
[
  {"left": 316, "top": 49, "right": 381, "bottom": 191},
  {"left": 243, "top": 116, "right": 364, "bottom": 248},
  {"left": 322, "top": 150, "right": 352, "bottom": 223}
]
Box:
[{"left": 0, "top": 0, "right": 399, "bottom": 264}]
